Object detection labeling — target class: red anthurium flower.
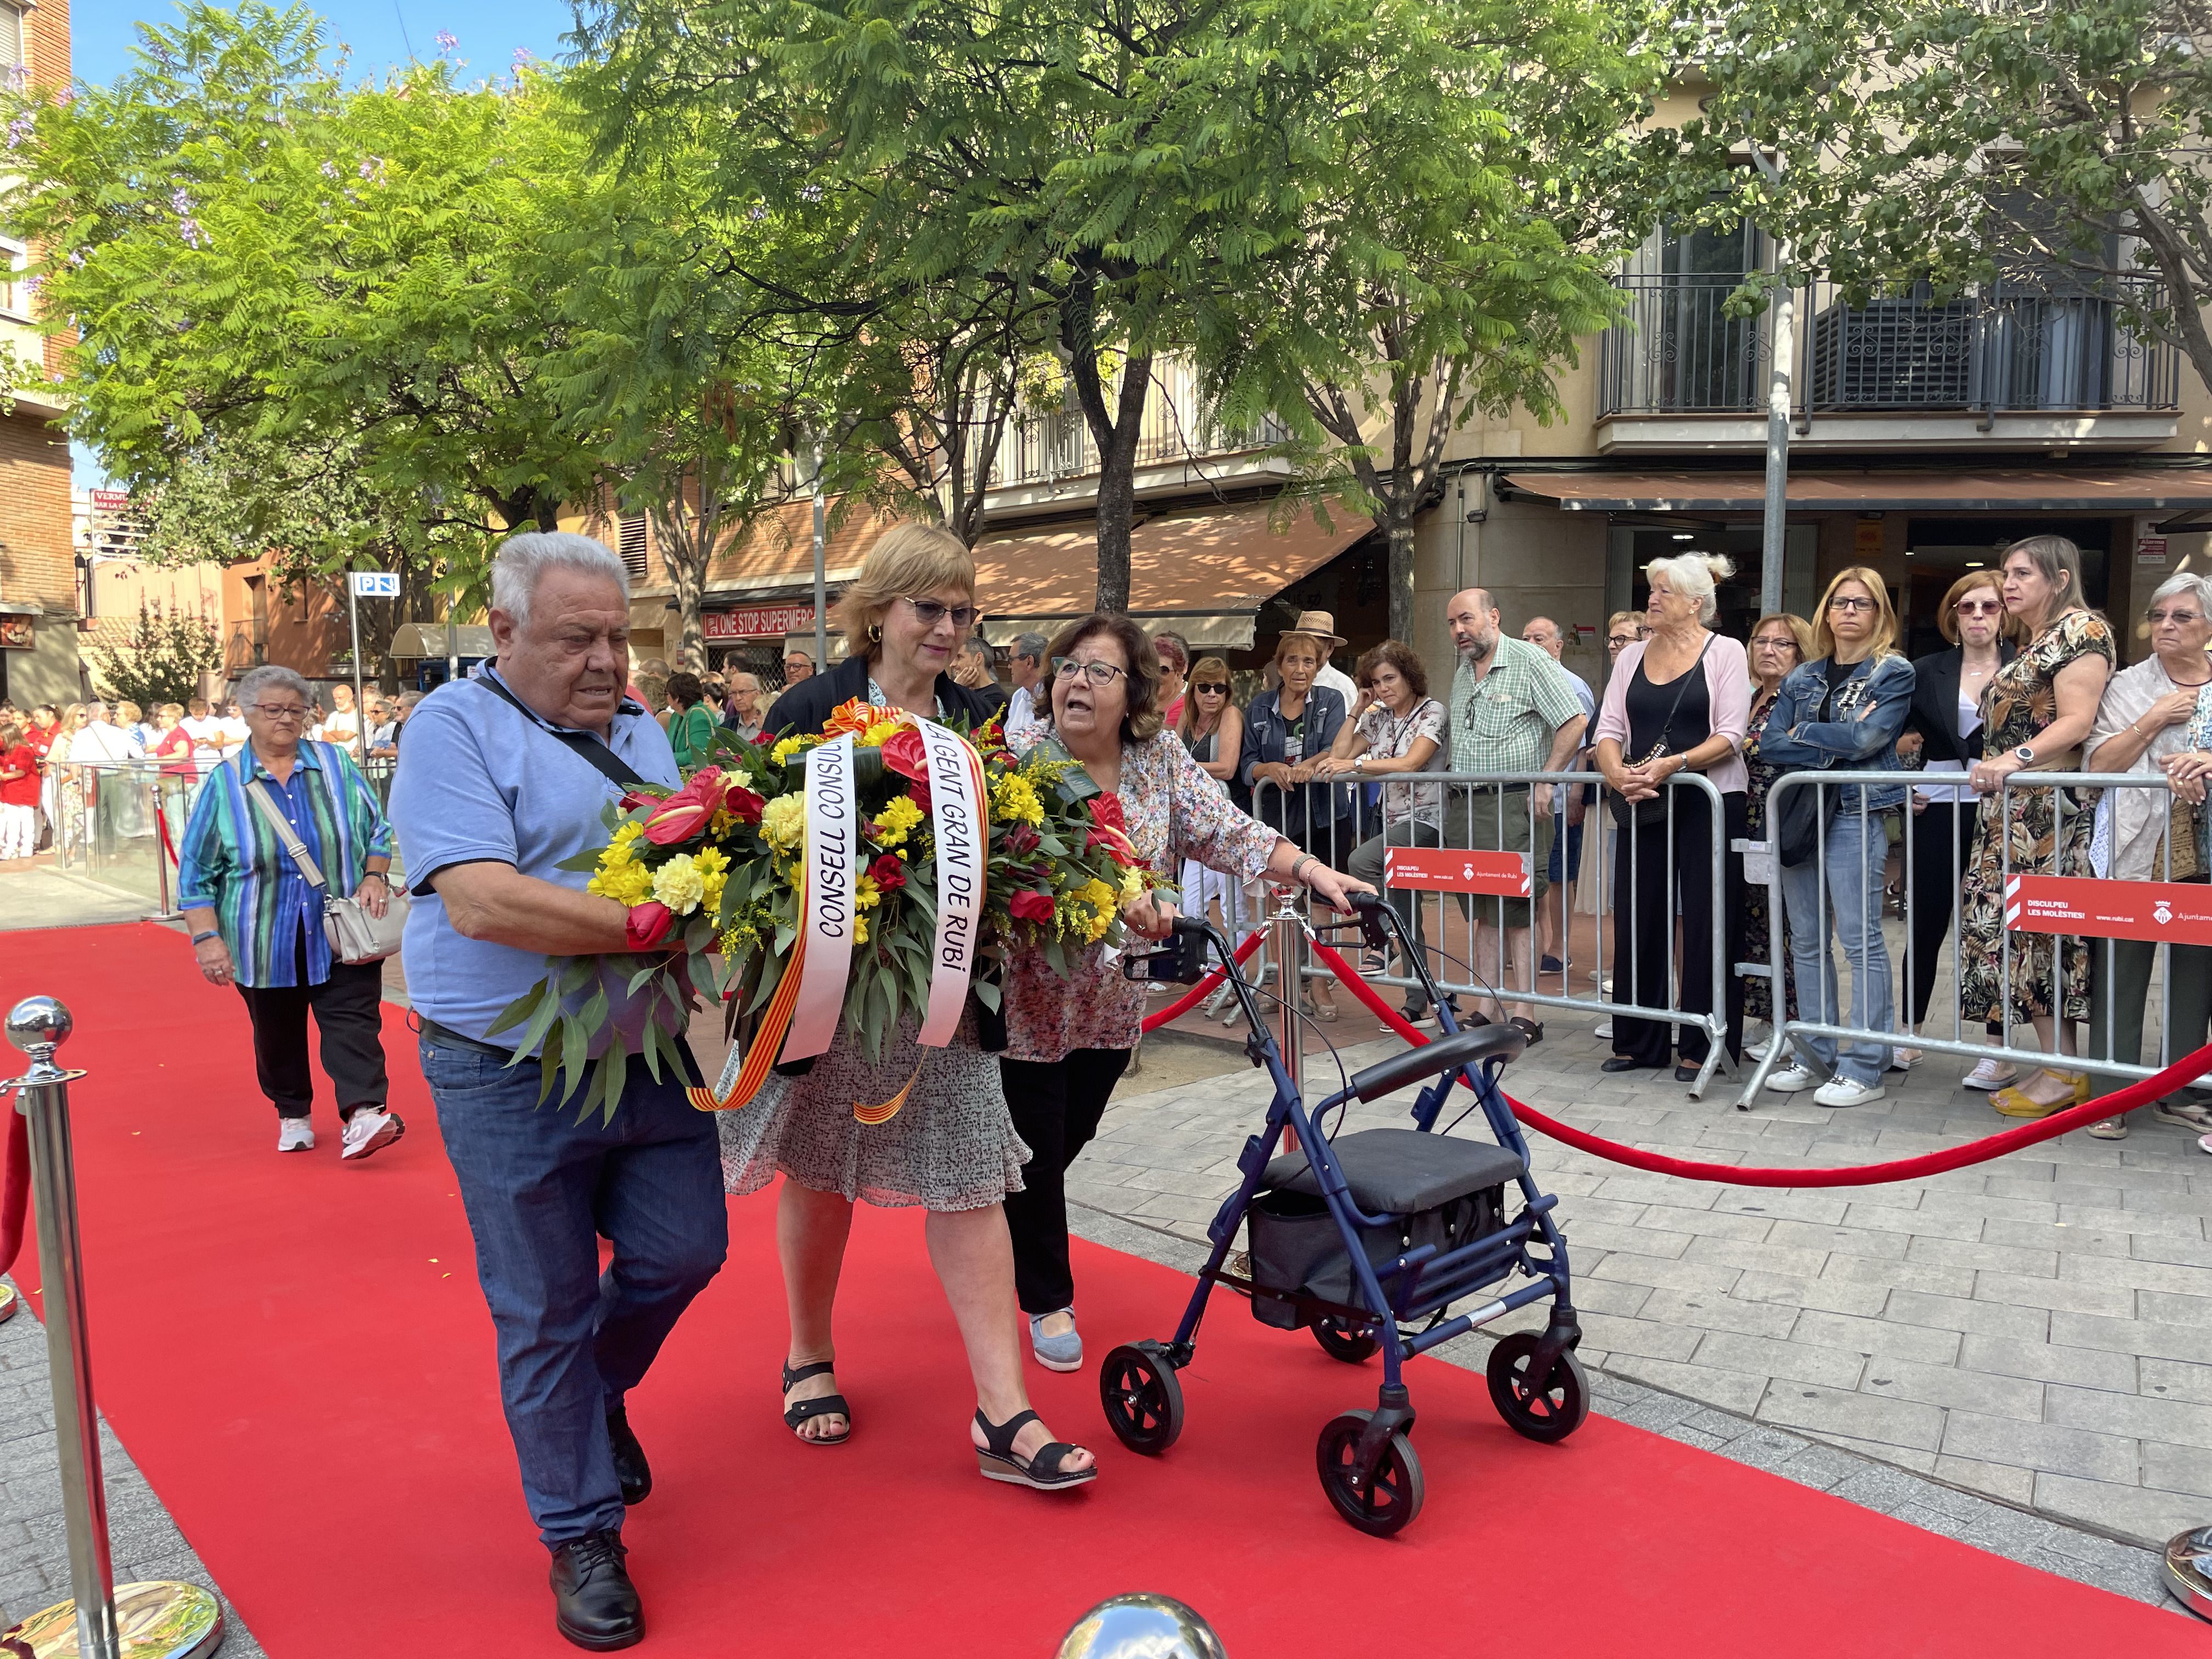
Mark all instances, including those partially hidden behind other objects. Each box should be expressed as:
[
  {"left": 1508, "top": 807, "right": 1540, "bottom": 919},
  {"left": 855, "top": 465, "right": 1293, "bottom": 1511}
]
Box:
[
  {"left": 1009, "top": 890, "right": 1056, "bottom": 923},
  {"left": 626, "top": 900, "right": 677, "bottom": 949},
  {"left": 1090, "top": 792, "right": 1128, "bottom": 833},
  {"left": 642, "top": 767, "right": 726, "bottom": 845},
  {"left": 620, "top": 788, "right": 667, "bottom": 815},
  {"left": 879, "top": 726, "right": 930, "bottom": 785},
  {"left": 868, "top": 853, "right": 907, "bottom": 891}
]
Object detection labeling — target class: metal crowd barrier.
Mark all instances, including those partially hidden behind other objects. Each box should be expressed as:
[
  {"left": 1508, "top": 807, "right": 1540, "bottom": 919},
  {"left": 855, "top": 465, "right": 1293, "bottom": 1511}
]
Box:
[
  {"left": 1247, "top": 769, "right": 1739, "bottom": 1095},
  {"left": 3, "top": 998, "right": 225, "bottom": 1657},
  {"left": 1741, "top": 769, "right": 2196, "bottom": 1109}
]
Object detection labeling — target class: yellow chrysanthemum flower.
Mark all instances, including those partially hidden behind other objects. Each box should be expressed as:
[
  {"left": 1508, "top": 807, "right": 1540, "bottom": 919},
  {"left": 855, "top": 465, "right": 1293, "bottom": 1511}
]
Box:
[
  {"left": 771, "top": 733, "right": 819, "bottom": 765},
  {"left": 853, "top": 912, "right": 870, "bottom": 945},
  {"left": 871, "top": 794, "right": 924, "bottom": 849},
  {"left": 855, "top": 873, "right": 881, "bottom": 911},
  {"left": 761, "top": 794, "right": 805, "bottom": 851},
  {"left": 991, "top": 774, "right": 1045, "bottom": 828},
  {"left": 651, "top": 854, "right": 708, "bottom": 916},
  {"left": 1120, "top": 865, "right": 1148, "bottom": 905},
  {"left": 589, "top": 860, "right": 653, "bottom": 906}
]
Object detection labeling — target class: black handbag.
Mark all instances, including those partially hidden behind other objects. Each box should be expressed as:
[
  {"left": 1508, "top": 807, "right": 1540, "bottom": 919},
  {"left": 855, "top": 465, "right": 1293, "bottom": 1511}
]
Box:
[
  {"left": 1607, "top": 638, "right": 1713, "bottom": 830},
  {"left": 1773, "top": 780, "right": 1837, "bottom": 868}
]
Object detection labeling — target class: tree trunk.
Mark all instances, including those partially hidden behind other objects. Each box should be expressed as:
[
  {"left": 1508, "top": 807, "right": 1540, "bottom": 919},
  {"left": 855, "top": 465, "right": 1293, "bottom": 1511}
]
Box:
[
  {"left": 1086, "top": 352, "right": 1152, "bottom": 614},
  {"left": 1386, "top": 518, "right": 1417, "bottom": 646},
  {"left": 654, "top": 510, "right": 709, "bottom": 674}
]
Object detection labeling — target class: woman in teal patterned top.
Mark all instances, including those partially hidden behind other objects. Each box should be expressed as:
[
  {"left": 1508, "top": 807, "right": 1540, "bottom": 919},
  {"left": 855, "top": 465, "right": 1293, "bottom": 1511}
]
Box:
[{"left": 177, "top": 664, "right": 403, "bottom": 1160}]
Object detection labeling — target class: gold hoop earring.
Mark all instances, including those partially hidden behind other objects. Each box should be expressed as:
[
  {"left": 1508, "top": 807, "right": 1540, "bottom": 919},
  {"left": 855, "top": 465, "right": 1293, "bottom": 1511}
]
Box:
[{"left": 868, "top": 623, "right": 883, "bottom": 644}]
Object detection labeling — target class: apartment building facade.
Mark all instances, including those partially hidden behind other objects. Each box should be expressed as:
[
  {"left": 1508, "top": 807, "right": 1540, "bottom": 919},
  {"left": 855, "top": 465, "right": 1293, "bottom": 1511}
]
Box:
[{"left": 0, "top": 0, "right": 75, "bottom": 709}]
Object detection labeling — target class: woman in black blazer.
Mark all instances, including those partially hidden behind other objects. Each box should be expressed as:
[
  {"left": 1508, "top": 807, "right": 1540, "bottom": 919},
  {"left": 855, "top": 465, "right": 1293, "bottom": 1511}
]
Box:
[{"left": 1897, "top": 571, "right": 2016, "bottom": 1064}]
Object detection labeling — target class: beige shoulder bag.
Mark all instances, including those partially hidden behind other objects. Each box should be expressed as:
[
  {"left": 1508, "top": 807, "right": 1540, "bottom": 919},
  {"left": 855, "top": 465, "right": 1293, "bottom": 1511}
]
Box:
[{"left": 247, "top": 776, "right": 409, "bottom": 964}]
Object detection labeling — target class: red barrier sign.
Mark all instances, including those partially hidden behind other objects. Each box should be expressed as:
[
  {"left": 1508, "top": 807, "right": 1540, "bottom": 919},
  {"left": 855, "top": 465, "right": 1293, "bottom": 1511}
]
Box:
[
  {"left": 1385, "top": 847, "right": 1531, "bottom": 896},
  {"left": 2005, "top": 874, "right": 2212, "bottom": 946}
]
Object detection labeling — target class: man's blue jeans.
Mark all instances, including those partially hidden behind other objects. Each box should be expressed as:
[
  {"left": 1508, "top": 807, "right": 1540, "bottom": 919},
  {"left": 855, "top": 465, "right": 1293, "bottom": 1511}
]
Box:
[
  {"left": 1778, "top": 807, "right": 1895, "bottom": 1087},
  {"left": 423, "top": 1032, "right": 729, "bottom": 1545}
]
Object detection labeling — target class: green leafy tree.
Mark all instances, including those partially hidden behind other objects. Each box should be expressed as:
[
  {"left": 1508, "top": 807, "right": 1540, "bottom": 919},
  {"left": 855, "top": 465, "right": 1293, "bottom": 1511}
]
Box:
[
  {"left": 91, "top": 601, "right": 224, "bottom": 708},
  {"left": 3, "top": 4, "right": 617, "bottom": 596},
  {"left": 1200, "top": 0, "right": 1666, "bottom": 642}
]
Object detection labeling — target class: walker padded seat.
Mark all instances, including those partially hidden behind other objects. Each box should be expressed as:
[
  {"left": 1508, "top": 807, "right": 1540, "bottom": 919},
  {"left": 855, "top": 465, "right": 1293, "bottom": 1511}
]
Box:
[{"left": 1263, "top": 1128, "right": 1525, "bottom": 1215}]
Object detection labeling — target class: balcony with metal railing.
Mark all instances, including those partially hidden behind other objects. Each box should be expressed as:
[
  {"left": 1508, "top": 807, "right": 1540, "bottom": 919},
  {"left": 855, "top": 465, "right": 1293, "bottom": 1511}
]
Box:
[
  {"left": 1595, "top": 273, "right": 2181, "bottom": 453},
  {"left": 979, "top": 357, "right": 1293, "bottom": 512}
]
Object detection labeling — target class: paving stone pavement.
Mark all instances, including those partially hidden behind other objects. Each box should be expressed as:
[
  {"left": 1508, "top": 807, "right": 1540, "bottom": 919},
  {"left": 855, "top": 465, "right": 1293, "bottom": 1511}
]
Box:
[
  {"left": 0, "top": 1283, "right": 264, "bottom": 1650},
  {"left": 1079, "top": 991, "right": 2212, "bottom": 1565}
]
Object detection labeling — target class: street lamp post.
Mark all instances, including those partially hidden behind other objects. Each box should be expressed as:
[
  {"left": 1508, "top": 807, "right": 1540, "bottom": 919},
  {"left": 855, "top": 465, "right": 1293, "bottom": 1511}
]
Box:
[{"left": 1752, "top": 146, "right": 1795, "bottom": 617}]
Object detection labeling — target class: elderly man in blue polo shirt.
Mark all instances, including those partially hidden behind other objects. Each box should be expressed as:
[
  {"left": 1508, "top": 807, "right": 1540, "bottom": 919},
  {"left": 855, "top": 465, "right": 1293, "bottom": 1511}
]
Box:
[{"left": 390, "top": 531, "right": 725, "bottom": 1653}]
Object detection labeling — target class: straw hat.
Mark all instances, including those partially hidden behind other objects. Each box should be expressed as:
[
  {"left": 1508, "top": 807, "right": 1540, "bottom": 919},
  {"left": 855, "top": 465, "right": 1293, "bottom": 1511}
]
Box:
[{"left": 1289, "top": 608, "right": 1347, "bottom": 647}]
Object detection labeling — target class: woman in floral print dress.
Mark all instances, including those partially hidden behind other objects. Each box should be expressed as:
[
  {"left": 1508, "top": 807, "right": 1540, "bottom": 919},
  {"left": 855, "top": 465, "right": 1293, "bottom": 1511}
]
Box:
[
  {"left": 1000, "top": 612, "right": 1372, "bottom": 1373},
  {"left": 1958, "top": 537, "right": 2115, "bottom": 1119}
]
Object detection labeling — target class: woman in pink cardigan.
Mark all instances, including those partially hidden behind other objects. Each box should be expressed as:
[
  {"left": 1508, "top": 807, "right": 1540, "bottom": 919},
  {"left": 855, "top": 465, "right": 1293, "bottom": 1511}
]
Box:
[{"left": 1592, "top": 554, "right": 1753, "bottom": 1080}]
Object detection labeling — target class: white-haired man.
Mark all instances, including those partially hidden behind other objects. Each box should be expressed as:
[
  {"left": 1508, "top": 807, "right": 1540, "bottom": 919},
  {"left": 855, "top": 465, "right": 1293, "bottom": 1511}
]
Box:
[{"left": 389, "top": 532, "right": 726, "bottom": 1651}]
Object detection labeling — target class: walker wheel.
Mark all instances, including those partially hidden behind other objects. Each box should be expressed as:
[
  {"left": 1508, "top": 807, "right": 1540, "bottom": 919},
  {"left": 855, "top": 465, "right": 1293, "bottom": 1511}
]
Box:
[
  {"left": 1486, "top": 1330, "right": 1589, "bottom": 1443},
  {"left": 1315, "top": 1410, "right": 1424, "bottom": 1537},
  {"left": 1099, "top": 1343, "right": 1184, "bottom": 1456},
  {"left": 1311, "top": 1317, "right": 1380, "bottom": 1364}
]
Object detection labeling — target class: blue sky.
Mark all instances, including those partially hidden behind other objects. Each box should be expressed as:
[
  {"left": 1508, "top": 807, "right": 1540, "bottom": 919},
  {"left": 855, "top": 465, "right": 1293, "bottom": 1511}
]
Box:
[{"left": 70, "top": 3, "right": 580, "bottom": 486}]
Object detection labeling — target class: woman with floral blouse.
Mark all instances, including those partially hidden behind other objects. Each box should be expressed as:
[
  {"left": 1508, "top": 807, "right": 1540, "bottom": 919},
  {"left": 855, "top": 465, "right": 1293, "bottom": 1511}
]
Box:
[{"left": 1002, "top": 612, "right": 1371, "bottom": 1372}]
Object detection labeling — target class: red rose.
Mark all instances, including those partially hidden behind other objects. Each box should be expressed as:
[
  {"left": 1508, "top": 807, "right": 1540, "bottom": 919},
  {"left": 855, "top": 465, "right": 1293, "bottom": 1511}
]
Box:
[
  {"left": 625, "top": 900, "right": 677, "bottom": 949},
  {"left": 880, "top": 726, "right": 930, "bottom": 784},
  {"left": 722, "top": 785, "right": 765, "bottom": 825},
  {"left": 1009, "top": 890, "right": 1056, "bottom": 923},
  {"left": 868, "top": 853, "right": 907, "bottom": 891},
  {"left": 1003, "top": 822, "right": 1040, "bottom": 857}
]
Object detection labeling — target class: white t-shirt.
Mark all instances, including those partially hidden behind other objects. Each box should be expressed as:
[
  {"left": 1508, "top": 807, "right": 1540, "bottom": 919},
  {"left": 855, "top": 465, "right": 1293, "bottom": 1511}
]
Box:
[
  {"left": 317, "top": 709, "right": 360, "bottom": 746},
  {"left": 70, "top": 721, "right": 142, "bottom": 764},
  {"left": 182, "top": 715, "right": 227, "bottom": 771},
  {"left": 1314, "top": 661, "right": 1359, "bottom": 709}
]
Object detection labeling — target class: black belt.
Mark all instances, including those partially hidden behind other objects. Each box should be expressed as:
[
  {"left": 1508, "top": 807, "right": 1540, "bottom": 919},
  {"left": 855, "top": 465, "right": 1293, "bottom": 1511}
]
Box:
[{"left": 416, "top": 1015, "right": 521, "bottom": 1062}]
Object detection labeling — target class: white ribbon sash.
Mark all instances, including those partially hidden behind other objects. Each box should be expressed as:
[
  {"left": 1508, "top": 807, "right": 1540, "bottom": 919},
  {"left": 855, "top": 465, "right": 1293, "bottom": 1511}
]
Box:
[
  {"left": 915, "top": 719, "right": 990, "bottom": 1046},
  {"left": 782, "top": 733, "right": 857, "bottom": 1062}
]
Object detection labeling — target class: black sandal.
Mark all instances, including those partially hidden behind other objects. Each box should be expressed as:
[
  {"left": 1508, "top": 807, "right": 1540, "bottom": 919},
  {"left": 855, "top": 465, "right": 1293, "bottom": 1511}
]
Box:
[
  {"left": 973, "top": 1408, "right": 1097, "bottom": 1491},
  {"left": 1509, "top": 1015, "right": 1545, "bottom": 1045},
  {"left": 782, "top": 1361, "right": 851, "bottom": 1447}
]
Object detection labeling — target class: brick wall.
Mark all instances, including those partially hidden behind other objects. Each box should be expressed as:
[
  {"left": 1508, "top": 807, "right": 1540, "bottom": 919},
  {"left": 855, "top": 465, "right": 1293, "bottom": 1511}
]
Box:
[{"left": 0, "top": 406, "right": 72, "bottom": 610}]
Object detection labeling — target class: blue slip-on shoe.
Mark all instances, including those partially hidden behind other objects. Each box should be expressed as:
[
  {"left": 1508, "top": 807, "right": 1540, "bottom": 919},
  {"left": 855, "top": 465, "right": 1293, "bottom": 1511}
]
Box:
[{"left": 1028, "top": 1310, "right": 1082, "bottom": 1373}]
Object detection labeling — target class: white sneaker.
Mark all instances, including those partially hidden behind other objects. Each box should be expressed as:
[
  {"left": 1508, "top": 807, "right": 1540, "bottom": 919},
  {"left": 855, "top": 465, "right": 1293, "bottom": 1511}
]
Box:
[
  {"left": 340, "top": 1108, "right": 405, "bottom": 1161},
  {"left": 1765, "top": 1064, "right": 1823, "bottom": 1094},
  {"left": 1593, "top": 1020, "right": 1613, "bottom": 1040},
  {"left": 1963, "top": 1057, "right": 2018, "bottom": 1091},
  {"left": 278, "top": 1119, "right": 316, "bottom": 1153},
  {"left": 1813, "top": 1076, "right": 1887, "bottom": 1109}
]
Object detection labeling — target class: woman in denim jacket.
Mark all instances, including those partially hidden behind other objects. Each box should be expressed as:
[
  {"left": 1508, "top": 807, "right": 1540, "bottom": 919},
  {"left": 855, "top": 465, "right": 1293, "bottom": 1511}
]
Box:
[{"left": 1756, "top": 567, "right": 1916, "bottom": 1107}]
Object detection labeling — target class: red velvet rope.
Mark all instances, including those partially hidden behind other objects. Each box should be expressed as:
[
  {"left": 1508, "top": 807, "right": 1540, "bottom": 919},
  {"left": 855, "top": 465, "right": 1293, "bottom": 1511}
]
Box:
[
  {"left": 155, "top": 797, "right": 179, "bottom": 868},
  {"left": 0, "top": 1105, "right": 26, "bottom": 1277},
  {"left": 1139, "top": 931, "right": 1265, "bottom": 1031},
  {"left": 1305, "top": 940, "right": 2212, "bottom": 1189}
]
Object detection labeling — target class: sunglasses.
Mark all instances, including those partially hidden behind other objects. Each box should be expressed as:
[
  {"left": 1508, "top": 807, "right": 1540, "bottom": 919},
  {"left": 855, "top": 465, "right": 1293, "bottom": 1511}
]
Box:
[
  {"left": 1193, "top": 681, "right": 1230, "bottom": 694},
  {"left": 901, "top": 597, "right": 982, "bottom": 630},
  {"left": 2149, "top": 608, "right": 2207, "bottom": 625},
  {"left": 1954, "top": 599, "right": 2003, "bottom": 617}
]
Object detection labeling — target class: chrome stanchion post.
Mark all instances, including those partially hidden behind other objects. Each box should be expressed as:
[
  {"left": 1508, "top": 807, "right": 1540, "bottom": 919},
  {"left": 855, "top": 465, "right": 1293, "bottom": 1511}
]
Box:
[
  {"left": 2, "top": 997, "right": 224, "bottom": 1659},
  {"left": 1058, "top": 1593, "right": 1227, "bottom": 1657},
  {"left": 1271, "top": 881, "right": 1304, "bottom": 1149},
  {"left": 148, "top": 785, "right": 181, "bottom": 923}
]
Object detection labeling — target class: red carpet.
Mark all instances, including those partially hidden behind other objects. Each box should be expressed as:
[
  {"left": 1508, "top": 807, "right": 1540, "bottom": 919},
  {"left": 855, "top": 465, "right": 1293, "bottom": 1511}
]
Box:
[{"left": 2, "top": 923, "right": 2188, "bottom": 1656}]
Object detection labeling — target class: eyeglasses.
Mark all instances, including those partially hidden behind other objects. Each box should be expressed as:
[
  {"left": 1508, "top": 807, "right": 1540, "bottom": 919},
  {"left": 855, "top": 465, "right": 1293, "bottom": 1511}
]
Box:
[
  {"left": 1606, "top": 634, "right": 1638, "bottom": 648},
  {"left": 1827, "top": 596, "right": 1877, "bottom": 614},
  {"left": 1955, "top": 599, "right": 2003, "bottom": 617},
  {"left": 1193, "top": 681, "right": 1230, "bottom": 695},
  {"left": 249, "top": 703, "right": 308, "bottom": 721},
  {"left": 901, "top": 597, "right": 981, "bottom": 630},
  {"left": 2150, "top": 608, "right": 2207, "bottom": 625},
  {"left": 1052, "top": 657, "right": 1130, "bottom": 688}
]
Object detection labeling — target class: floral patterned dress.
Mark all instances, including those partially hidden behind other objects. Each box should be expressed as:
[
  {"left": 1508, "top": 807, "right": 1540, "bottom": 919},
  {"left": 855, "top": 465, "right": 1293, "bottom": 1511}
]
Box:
[
  {"left": 1004, "top": 727, "right": 1283, "bottom": 1061},
  {"left": 1959, "top": 610, "right": 2116, "bottom": 1024},
  {"left": 1740, "top": 686, "right": 1796, "bottom": 1025}
]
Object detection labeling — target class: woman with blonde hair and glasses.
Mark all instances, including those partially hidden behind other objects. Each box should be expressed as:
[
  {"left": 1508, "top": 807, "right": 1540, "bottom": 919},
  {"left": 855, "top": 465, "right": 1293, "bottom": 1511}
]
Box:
[
  {"left": 1895, "top": 569, "right": 2017, "bottom": 1074},
  {"left": 1957, "top": 535, "right": 2115, "bottom": 1119},
  {"left": 728, "top": 521, "right": 1101, "bottom": 1492},
  {"left": 1756, "top": 568, "right": 1916, "bottom": 1108}
]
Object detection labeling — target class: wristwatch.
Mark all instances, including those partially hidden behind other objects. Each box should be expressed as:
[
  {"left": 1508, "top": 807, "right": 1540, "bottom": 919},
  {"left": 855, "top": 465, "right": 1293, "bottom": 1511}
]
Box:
[
  {"left": 1353, "top": 755, "right": 1366, "bottom": 775},
  {"left": 2013, "top": 744, "right": 2036, "bottom": 765}
]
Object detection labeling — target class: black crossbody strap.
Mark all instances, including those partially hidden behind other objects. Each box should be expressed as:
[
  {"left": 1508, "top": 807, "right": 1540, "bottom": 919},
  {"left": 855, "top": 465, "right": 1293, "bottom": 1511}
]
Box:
[
  {"left": 473, "top": 673, "right": 650, "bottom": 791},
  {"left": 1645, "top": 635, "right": 1713, "bottom": 760}
]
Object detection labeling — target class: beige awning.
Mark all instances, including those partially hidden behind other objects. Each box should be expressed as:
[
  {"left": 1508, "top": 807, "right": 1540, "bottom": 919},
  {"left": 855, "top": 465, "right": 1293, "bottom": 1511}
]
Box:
[
  {"left": 1504, "top": 466, "right": 2212, "bottom": 514},
  {"left": 386, "top": 622, "right": 494, "bottom": 658},
  {"left": 974, "top": 501, "right": 1373, "bottom": 650}
]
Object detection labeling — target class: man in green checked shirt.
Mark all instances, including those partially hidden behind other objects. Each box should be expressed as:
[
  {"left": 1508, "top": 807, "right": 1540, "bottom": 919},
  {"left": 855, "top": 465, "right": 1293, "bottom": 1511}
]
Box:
[{"left": 1441, "top": 588, "right": 1587, "bottom": 1039}]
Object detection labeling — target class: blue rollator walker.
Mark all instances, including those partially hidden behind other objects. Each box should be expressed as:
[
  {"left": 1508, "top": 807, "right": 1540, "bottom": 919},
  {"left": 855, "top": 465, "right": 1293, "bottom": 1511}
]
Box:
[{"left": 1099, "top": 892, "right": 1587, "bottom": 1537}]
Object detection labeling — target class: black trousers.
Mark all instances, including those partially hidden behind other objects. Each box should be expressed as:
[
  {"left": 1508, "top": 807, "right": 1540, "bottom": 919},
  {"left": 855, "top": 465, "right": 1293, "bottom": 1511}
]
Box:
[
  {"left": 1612, "top": 791, "right": 1747, "bottom": 1066},
  {"left": 1905, "top": 798, "right": 1978, "bottom": 1029},
  {"left": 1000, "top": 1048, "right": 1132, "bottom": 1316},
  {"left": 235, "top": 937, "right": 390, "bottom": 1119}
]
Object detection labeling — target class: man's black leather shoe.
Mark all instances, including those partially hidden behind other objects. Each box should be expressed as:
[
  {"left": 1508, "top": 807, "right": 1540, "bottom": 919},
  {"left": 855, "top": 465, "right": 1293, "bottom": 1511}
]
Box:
[
  {"left": 550, "top": 1530, "right": 643, "bottom": 1651},
  {"left": 607, "top": 1406, "right": 652, "bottom": 1505}
]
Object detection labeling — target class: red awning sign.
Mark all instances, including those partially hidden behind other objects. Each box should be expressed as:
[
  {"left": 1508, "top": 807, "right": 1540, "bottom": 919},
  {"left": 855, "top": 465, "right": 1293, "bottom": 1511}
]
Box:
[
  {"left": 2005, "top": 874, "right": 2212, "bottom": 947},
  {"left": 1386, "top": 848, "right": 1532, "bottom": 898},
  {"left": 703, "top": 602, "right": 819, "bottom": 642}
]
